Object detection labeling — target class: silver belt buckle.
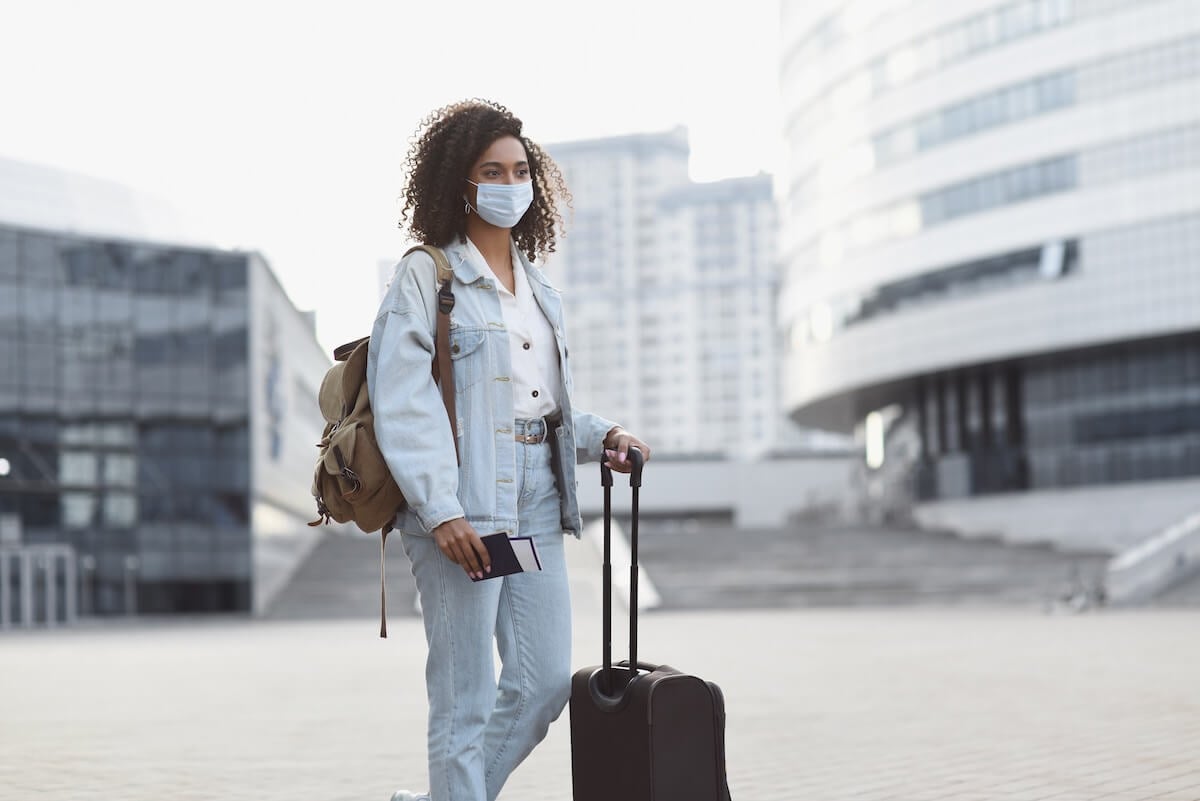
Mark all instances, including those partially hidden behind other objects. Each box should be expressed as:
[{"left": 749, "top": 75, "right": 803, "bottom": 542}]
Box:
[{"left": 516, "top": 416, "right": 547, "bottom": 445}]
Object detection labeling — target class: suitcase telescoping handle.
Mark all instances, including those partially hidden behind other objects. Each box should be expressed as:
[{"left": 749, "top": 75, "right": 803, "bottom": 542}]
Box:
[{"left": 601, "top": 446, "right": 645, "bottom": 695}]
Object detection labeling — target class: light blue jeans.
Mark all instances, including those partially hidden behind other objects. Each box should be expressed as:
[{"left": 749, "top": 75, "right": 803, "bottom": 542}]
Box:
[{"left": 401, "top": 418, "right": 572, "bottom": 801}]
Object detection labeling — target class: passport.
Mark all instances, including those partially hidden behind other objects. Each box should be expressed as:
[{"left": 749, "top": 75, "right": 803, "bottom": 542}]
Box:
[{"left": 471, "top": 533, "right": 543, "bottom": 581}]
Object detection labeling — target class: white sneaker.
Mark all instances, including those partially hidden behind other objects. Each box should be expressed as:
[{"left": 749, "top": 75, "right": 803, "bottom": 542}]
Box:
[{"left": 390, "top": 792, "right": 430, "bottom": 801}]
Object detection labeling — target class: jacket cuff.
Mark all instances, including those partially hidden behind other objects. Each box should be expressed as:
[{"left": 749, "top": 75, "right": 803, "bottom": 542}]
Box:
[
  {"left": 417, "top": 503, "right": 466, "bottom": 535},
  {"left": 574, "top": 410, "right": 619, "bottom": 462}
]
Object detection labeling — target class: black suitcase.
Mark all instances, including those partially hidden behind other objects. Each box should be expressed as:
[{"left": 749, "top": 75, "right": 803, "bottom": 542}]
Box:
[{"left": 569, "top": 448, "right": 732, "bottom": 801}]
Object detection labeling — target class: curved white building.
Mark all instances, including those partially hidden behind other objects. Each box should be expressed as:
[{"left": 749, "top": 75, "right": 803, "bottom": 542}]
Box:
[{"left": 780, "top": 0, "right": 1200, "bottom": 506}]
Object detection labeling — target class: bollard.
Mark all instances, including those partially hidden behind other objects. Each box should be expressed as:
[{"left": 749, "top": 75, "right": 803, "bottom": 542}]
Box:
[
  {"left": 43, "top": 552, "right": 56, "bottom": 627},
  {"left": 0, "top": 550, "right": 8, "bottom": 629},
  {"left": 20, "top": 551, "right": 33, "bottom": 628},
  {"left": 63, "top": 550, "right": 77, "bottom": 625},
  {"left": 124, "top": 555, "right": 139, "bottom": 616},
  {"left": 80, "top": 555, "right": 95, "bottom": 617}
]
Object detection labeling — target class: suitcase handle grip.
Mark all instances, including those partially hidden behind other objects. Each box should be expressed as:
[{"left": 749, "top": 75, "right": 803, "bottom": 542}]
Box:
[{"left": 599, "top": 445, "right": 644, "bottom": 487}]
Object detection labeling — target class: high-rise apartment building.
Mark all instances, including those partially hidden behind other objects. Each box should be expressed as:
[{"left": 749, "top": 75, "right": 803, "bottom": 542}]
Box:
[
  {"left": 549, "top": 130, "right": 796, "bottom": 458},
  {"left": 546, "top": 128, "right": 690, "bottom": 446},
  {"left": 779, "top": 1, "right": 1200, "bottom": 503}
]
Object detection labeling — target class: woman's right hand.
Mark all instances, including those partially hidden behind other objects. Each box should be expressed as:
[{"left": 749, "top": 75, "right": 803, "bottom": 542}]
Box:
[{"left": 432, "top": 518, "right": 492, "bottom": 580}]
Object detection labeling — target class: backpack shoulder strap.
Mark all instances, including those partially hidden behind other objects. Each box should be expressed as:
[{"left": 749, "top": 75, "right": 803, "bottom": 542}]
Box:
[{"left": 403, "top": 244, "right": 453, "bottom": 288}]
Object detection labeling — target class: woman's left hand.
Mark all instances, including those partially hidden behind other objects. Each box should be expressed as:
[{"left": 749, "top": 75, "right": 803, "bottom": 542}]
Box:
[{"left": 603, "top": 427, "right": 651, "bottom": 473}]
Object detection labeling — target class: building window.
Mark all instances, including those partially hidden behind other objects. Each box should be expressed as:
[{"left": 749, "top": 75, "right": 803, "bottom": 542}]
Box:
[
  {"left": 61, "top": 492, "right": 97, "bottom": 528},
  {"left": 59, "top": 451, "right": 98, "bottom": 486},
  {"left": 103, "top": 493, "right": 138, "bottom": 528}
]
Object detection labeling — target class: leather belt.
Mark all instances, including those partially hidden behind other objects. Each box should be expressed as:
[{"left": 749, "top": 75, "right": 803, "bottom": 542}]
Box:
[{"left": 515, "top": 432, "right": 546, "bottom": 445}]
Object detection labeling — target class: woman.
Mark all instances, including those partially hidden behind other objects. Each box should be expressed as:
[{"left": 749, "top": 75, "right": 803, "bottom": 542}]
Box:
[{"left": 366, "top": 99, "right": 651, "bottom": 801}]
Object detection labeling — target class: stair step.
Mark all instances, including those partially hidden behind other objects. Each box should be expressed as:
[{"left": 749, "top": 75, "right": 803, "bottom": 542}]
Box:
[
  {"left": 264, "top": 533, "right": 419, "bottom": 620},
  {"left": 265, "top": 521, "right": 1119, "bottom": 619}
]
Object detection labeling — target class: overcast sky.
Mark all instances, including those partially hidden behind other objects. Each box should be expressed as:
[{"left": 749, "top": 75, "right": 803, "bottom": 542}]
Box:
[{"left": 1, "top": 0, "right": 782, "bottom": 352}]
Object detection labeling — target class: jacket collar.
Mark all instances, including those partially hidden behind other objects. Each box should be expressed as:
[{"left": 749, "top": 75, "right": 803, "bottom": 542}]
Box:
[
  {"left": 443, "top": 236, "right": 558, "bottom": 293},
  {"left": 441, "top": 239, "right": 487, "bottom": 284}
]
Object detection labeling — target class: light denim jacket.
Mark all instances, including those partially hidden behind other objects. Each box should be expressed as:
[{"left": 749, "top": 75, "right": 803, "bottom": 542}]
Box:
[{"left": 366, "top": 238, "right": 617, "bottom": 538}]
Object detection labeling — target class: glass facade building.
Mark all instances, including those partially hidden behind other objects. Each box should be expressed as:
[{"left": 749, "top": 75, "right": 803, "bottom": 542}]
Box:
[
  {"left": 779, "top": 0, "right": 1200, "bottom": 501},
  {"left": 0, "top": 220, "right": 330, "bottom": 619}
]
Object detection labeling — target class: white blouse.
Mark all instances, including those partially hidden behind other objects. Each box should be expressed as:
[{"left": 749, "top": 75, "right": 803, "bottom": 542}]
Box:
[{"left": 465, "top": 238, "right": 562, "bottom": 420}]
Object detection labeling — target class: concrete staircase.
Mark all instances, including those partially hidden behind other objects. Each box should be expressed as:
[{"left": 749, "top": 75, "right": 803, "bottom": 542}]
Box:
[
  {"left": 1151, "top": 570, "right": 1200, "bottom": 606},
  {"left": 263, "top": 532, "right": 419, "bottom": 622},
  {"left": 912, "top": 477, "right": 1200, "bottom": 554},
  {"left": 265, "top": 520, "right": 1118, "bottom": 620},
  {"left": 631, "top": 519, "right": 1111, "bottom": 610}
]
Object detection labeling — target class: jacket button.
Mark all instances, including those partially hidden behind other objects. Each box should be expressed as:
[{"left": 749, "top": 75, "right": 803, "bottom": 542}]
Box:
[
  {"left": 452, "top": 344, "right": 460, "bottom": 354},
  {"left": 532, "top": 390, "right": 539, "bottom": 398},
  {"left": 523, "top": 342, "right": 531, "bottom": 350}
]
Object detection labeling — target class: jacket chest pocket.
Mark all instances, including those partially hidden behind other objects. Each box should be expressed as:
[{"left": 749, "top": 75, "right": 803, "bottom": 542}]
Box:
[{"left": 448, "top": 327, "right": 488, "bottom": 391}]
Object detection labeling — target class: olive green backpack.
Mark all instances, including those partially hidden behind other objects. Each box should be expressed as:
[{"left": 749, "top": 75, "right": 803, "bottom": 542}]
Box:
[{"left": 308, "top": 244, "right": 458, "bottom": 636}]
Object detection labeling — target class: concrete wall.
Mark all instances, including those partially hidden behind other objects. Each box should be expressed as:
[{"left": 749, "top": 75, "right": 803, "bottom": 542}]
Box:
[
  {"left": 574, "top": 455, "right": 853, "bottom": 529},
  {"left": 912, "top": 476, "right": 1200, "bottom": 554},
  {"left": 247, "top": 254, "right": 335, "bottom": 613}
]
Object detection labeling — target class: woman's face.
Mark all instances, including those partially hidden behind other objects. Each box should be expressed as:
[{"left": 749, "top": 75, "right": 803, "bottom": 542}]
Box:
[{"left": 464, "top": 135, "right": 531, "bottom": 208}]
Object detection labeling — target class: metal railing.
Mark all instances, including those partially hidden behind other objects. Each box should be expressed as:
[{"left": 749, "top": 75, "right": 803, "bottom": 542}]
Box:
[
  {"left": 0, "top": 544, "right": 78, "bottom": 629},
  {"left": 1106, "top": 511, "right": 1200, "bottom": 604}
]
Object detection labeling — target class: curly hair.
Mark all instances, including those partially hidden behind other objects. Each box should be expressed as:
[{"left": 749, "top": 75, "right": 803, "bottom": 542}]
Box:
[{"left": 399, "top": 99, "right": 571, "bottom": 261}]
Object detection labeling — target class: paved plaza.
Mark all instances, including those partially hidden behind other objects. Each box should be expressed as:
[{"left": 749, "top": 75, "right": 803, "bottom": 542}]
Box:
[{"left": 3, "top": 604, "right": 1200, "bottom": 801}]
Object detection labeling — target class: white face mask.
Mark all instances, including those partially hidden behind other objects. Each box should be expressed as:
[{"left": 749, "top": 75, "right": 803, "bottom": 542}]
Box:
[{"left": 465, "top": 179, "right": 534, "bottom": 229}]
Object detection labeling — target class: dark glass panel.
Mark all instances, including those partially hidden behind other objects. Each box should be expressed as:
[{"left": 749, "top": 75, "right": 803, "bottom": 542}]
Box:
[
  {"left": 214, "top": 255, "right": 248, "bottom": 291},
  {"left": 19, "top": 283, "right": 57, "bottom": 324},
  {"left": 134, "top": 334, "right": 169, "bottom": 364},
  {"left": 20, "top": 492, "right": 59, "bottom": 527},
  {"left": 19, "top": 337, "right": 57, "bottom": 391},
  {"left": 134, "top": 249, "right": 174, "bottom": 293},
  {"left": 214, "top": 327, "right": 249, "bottom": 365},
  {"left": 137, "top": 492, "right": 174, "bottom": 523},
  {"left": 175, "top": 328, "right": 211, "bottom": 364},
  {"left": 21, "top": 234, "right": 66, "bottom": 286},
  {"left": 0, "top": 228, "right": 18, "bottom": 278},
  {"left": 62, "top": 242, "right": 100, "bottom": 287},
  {"left": 171, "top": 251, "right": 213, "bottom": 295},
  {"left": 100, "top": 243, "right": 134, "bottom": 290}
]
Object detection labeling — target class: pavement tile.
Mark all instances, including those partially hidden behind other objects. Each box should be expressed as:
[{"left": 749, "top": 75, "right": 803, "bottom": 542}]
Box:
[
  {"left": 1144, "top": 773, "right": 1200, "bottom": 791},
  {"left": 2, "top": 607, "right": 1199, "bottom": 801}
]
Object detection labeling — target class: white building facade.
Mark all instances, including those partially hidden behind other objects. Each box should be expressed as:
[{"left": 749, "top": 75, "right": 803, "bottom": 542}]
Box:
[{"left": 779, "top": 1, "right": 1200, "bottom": 504}]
